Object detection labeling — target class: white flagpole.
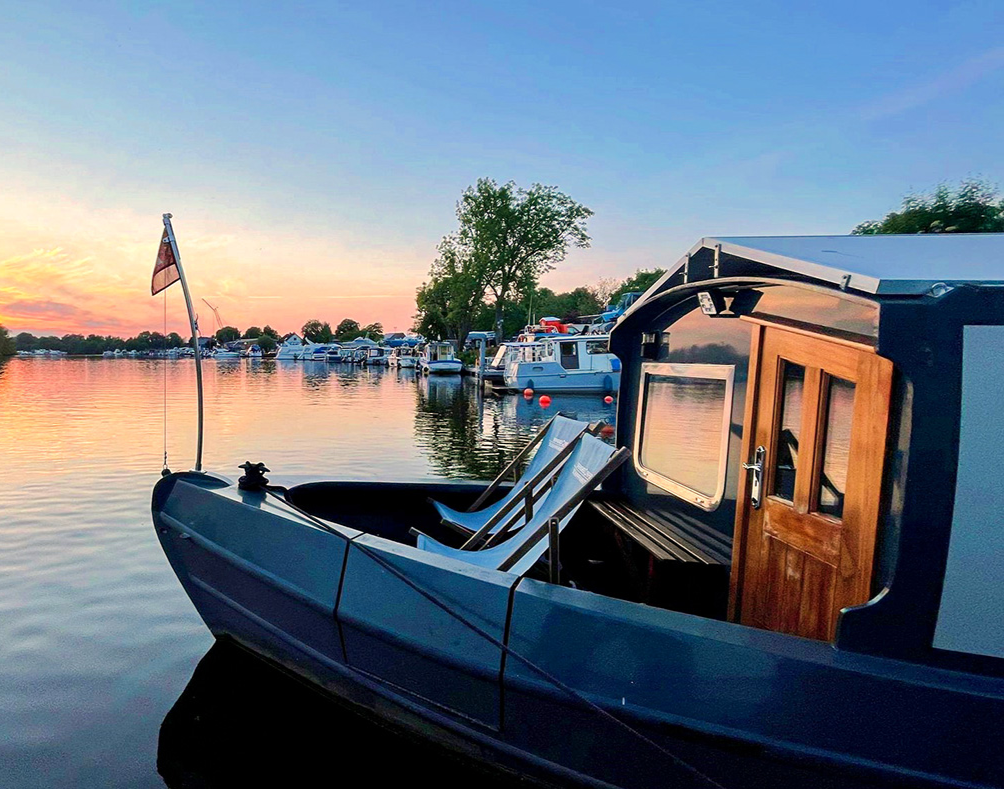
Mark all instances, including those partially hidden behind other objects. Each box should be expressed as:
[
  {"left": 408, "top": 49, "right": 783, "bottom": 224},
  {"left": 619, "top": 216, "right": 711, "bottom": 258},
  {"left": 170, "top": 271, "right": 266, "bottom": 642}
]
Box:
[{"left": 162, "top": 213, "right": 204, "bottom": 472}]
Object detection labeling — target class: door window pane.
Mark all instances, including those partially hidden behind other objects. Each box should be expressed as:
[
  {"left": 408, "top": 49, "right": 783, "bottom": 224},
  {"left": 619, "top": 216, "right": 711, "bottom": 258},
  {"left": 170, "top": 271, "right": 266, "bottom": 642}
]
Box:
[
  {"left": 560, "top": 342, "right": 579, "bottom": 369},
  {"left": 817, "top": 377, "right": 855, "bottom": 518},
  {"left": 772, "top": 363, "right": 804, "bottom": 501}
]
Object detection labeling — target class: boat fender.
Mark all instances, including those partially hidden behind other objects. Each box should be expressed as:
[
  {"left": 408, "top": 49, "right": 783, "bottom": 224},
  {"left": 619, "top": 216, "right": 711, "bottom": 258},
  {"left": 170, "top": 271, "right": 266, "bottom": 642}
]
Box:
[{"left": 237, "top": 461, "right": 271, "bottom": 491}]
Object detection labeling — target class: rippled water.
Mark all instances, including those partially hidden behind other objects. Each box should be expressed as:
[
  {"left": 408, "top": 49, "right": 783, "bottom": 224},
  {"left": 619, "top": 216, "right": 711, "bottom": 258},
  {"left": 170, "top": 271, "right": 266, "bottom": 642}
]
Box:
[{"left": 0, "top": 357, "right": 617, "bottom": 788}]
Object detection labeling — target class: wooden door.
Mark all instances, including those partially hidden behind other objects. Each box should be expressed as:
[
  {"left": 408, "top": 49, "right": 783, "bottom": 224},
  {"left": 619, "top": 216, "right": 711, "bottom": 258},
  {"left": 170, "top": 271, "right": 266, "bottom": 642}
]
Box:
[{"left": 730, "top": 326, "right": 893, "bottom": 641}]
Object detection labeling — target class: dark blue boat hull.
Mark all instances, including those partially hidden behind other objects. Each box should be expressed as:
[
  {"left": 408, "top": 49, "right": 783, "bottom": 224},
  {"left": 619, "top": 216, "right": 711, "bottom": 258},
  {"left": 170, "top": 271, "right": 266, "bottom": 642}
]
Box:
[{"left": 153, "top": 472, "right": 1001, "bottom": 789}]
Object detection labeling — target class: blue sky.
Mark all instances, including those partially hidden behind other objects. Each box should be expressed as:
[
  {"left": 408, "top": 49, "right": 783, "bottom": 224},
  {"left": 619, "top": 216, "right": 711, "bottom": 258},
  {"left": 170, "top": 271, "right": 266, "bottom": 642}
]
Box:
[{"left": 1, "top": 0, "right": 1002, "bottom": 334}]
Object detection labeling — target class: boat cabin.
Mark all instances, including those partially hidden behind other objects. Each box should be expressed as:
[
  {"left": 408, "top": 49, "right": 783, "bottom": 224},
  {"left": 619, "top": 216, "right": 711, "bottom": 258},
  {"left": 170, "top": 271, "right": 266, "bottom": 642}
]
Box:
[{"left": 606, "top": 234, "right": 1004, "bottom": 659}]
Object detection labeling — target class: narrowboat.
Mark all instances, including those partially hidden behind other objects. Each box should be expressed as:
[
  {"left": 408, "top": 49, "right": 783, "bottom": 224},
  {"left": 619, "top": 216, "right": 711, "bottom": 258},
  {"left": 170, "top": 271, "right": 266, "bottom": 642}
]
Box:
[
  {"left": 504, "top": 333, "right": 620, "bottom": 392},
  {"left": 419, "top": 341, "right": 463, "bottom": 375},
  {"left": 153, "top": 234, "right": 1004, "bottom": 789}
]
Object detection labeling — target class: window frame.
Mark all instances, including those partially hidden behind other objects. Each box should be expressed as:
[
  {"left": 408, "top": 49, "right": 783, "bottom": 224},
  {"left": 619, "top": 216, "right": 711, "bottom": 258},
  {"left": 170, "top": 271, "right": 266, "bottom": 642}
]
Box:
[{"left": 632, "top": 362, "right": 736, "bottom": 512}]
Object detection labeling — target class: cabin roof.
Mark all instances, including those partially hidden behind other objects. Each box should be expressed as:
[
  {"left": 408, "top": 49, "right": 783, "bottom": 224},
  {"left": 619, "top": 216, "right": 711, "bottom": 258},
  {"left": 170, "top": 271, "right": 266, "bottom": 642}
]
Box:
[{"left": 654, "top": 234, "right": 1004, "bottom": 298}]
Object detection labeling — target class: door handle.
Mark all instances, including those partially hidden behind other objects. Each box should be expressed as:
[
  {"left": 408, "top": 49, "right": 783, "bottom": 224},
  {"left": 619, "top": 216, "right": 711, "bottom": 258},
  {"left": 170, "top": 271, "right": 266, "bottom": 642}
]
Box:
[{"left": 742, "top": 445, "right": 766, "bottom": 509}]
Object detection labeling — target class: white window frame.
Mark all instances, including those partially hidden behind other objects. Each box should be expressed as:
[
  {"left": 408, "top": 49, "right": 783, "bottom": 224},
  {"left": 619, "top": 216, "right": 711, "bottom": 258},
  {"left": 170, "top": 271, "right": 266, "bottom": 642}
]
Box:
[{"left": 633, "top": 362, "right": 735, "bottom": 512}]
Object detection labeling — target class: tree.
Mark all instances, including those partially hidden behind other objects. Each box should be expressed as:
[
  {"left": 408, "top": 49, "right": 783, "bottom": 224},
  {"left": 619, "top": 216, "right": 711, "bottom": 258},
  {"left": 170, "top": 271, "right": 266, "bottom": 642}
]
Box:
[
  {"left": 301, "top": 320, "right": 333, "bottom": 343},
  {"left": 167, "top": 332, "right": 184, "bottom": 348},
  {"left": 242, "top": 326, "right": 262, "bottom": 339},
  {"left": 0, "top": 325, "right": 14, "bottom": 356},
  {"left": 15, "top": 332, "right": 36, "bottom": 351},
  {"left": 413, "top": 234, "right": 490, "bottom": 347},
  {"left": 610, "top": 268, "right": 666, "bottom": 304},
  {"left": 590, "top": 277, "right": 620, "bottom": 310},
  {"left": 456, "top": 179, "right": 592, "bottom": 337},
  {"left": 258, "top": 335, "right": 277, "bottom": 354},
  {"left": 853, "top": 179, "right": 1004, "bottom": 235},
  {"left": 361, "top": 322, "right": 384, "bottom": 340},
  {"left": 261, "top": 325, "right": 280, "bottom": 339},
  {"left": 215, "top": 326, "right": 241, "bottom": 344},
  {"left": 334, "top": 319, "right": 360, "bottom": 340}
]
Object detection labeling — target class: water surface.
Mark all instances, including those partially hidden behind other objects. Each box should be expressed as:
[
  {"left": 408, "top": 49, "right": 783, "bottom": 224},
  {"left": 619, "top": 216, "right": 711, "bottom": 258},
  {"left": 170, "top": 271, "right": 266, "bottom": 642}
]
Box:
[{"left": 0, "top": 357, "right": 616, "bottom": 788}]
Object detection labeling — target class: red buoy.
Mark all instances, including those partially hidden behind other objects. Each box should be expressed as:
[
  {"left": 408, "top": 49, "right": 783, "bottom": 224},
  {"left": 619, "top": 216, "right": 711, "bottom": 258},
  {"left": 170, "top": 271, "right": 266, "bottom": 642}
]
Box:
[
  {"left": 523, "top": 388, "right": 534, "bottom": 398},
  {"left": 539, "top": 395, "right": 552, "bottom": 407},
  {"left": 604, "top": 395, "right": 614, "bottom": 404}
]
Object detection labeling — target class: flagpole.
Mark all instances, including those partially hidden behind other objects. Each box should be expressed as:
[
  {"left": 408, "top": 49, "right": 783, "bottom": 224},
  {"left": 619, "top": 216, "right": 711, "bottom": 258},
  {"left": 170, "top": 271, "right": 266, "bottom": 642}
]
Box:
[{"left": 162, "top": 213, "right": 204, "bottom": 472}]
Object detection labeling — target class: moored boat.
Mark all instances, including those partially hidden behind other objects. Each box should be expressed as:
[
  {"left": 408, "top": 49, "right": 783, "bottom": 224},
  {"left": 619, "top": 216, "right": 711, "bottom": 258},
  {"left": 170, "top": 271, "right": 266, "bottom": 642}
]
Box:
[
  {"left": 419, "top": 341, "right": 463, "bottom": 375},
  {"left": 153, "top": 233, "right": 1004, "bottom": 789},
  {"left": 503, "top": 334, "right": 619, "bottom": 393}
]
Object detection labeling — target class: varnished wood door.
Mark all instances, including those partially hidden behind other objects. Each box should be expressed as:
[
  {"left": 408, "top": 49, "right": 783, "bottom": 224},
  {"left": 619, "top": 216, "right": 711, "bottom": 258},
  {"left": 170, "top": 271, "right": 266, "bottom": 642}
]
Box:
[{"left": 730, "top": 326, "right": 893, "bottom": 641}]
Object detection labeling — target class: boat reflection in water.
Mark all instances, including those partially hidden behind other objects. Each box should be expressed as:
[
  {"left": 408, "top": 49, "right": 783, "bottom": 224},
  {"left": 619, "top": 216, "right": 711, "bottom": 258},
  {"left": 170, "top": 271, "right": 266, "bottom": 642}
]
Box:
[{"left": 158, "top": 640, "right": 517, "bottom": 788}]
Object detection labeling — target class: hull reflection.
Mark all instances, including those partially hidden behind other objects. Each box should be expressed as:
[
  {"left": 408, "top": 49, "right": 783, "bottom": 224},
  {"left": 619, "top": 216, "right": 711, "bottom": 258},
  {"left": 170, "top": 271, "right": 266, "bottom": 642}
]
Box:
[{"left": 159, "top": 640, "right": 523, "bottom": 788}]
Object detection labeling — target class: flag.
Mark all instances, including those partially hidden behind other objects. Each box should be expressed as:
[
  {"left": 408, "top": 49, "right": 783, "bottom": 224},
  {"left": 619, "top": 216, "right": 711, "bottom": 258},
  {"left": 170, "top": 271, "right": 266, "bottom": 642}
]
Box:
[{"left": 152, "top": 228, "right": 181, "bottom": 295}]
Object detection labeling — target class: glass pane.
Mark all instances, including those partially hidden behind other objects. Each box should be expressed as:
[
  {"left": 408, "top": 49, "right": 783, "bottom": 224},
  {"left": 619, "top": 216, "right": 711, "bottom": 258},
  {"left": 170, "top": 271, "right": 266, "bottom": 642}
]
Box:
[
  {"left": 818, "top": 377, "right": 855, "bottom": 518},
  {"left": 639, "top": 373, "right": 730, "bottom": 498},
  {"left": 772, "top": 363, "right": 805, "bottom": 501}
]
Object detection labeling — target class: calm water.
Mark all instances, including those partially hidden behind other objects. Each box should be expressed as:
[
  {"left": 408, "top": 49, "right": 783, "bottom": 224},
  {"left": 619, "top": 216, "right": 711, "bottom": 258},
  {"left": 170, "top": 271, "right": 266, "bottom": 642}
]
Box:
[{"left": 0, "top": 357, "right": 616, "bottom": 788}]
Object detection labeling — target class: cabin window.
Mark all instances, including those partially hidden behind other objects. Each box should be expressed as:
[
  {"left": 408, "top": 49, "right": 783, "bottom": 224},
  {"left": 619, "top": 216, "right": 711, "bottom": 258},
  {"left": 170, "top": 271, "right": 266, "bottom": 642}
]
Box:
[
  {"left": 586, "top": 340, "right": 609, "bottom": 355},
  {"left": 634, "top": 363, "right": 735, "bottom": 511}
]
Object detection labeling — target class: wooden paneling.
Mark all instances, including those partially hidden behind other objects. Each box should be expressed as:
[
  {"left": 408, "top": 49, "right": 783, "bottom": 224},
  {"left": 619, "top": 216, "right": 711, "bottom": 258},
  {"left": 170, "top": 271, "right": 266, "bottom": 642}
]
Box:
[{"left": 730, "top": 325, "right": 892, "bottom": 641}]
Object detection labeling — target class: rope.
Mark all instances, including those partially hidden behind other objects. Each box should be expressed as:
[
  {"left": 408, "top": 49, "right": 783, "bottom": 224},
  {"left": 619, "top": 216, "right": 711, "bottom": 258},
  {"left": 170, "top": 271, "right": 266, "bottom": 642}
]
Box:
[{"left": 262, "top": 486, "right": 727, "bottom": 789}]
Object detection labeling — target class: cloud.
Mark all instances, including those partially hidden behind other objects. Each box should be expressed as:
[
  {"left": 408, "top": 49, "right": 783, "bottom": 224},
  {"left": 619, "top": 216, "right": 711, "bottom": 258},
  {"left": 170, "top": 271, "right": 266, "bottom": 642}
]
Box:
[
  {"left": 1, "top": 299, "right": 84, "bottom": 318},
  {"left": 862, "top": 46, "right": 1004, "bottom": 121}
]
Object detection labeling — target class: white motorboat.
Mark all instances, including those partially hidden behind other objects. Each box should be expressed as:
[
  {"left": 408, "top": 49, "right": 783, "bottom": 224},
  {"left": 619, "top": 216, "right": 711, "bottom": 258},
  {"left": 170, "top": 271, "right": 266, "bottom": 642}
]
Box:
[
  {"left": 212, "top": 348, "right": 241, "bottom": 360},
  {"left": 243, "top": 344, "right": 263, "bottom": 359},
  {"left": 419, "top": 342, "right": 463, "bottom": 375},
  {"left": 504, "top": 334, "right": 619, "bottom": 393},
  {"left": 389, "top": 346, "right": 417, "bottom": 368},
  {"left": 365, "top": 346, "right": 390, "bottom": 366},
  {"left": 325, "top": 344, "right": 345, "bottom": 363},
  {"left": 275, "top": 333, "right": 317, "bottom": 361}
]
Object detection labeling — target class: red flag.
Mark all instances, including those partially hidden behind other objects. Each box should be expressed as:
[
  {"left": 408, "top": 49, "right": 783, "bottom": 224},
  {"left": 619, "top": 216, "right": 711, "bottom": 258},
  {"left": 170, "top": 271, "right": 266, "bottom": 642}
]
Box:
[{"left": 152, "top": 228, "right": 181, "bottom": 295}]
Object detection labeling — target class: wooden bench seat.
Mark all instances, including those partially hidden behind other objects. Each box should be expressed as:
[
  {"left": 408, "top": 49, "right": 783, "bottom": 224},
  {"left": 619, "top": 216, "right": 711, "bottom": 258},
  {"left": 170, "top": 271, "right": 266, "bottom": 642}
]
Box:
[{"left": 588, "top": 499, "right": 732, "bottom": 565}]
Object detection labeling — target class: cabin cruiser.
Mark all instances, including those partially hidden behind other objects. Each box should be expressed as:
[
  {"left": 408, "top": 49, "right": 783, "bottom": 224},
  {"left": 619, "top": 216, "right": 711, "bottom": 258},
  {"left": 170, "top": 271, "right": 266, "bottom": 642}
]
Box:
[
  {"left": 153, "top": 234, "right": 1004, "bottom": 789},
  {"left": 504, "top": 334, "right": 619, "bottom": 393},
  {"left": 388, "top": 346, "right": 417, "bottom": 368},
  {"left": 212, "top": 347, "right": 241, "bottom": 360},
  {"left": 275, "top": 333, "right": 317, "bottom": 361},
  {"left": 483, "top": 341, "right": 540, "bottom": 384},
  {"left": 325, "top": 345, "right": 345, "bottom": 363},
  {"left": 419, "top": 341, "right": 463, "bottom": 375},
  {"left": 243, "top": 344, "right": 263, "bottom": 359},
  {"left": 102, "top": 350, "right": 114, "bottom": 358},
  {"left": 364, "top": 346, "right": 390, "bottom": 366}
]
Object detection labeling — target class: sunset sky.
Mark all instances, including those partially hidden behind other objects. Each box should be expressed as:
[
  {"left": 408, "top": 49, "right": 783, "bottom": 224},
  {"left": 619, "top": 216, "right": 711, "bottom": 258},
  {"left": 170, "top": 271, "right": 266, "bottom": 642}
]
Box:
[{"left": 2, "top": 1, "right": 1003, "bottom": 338}]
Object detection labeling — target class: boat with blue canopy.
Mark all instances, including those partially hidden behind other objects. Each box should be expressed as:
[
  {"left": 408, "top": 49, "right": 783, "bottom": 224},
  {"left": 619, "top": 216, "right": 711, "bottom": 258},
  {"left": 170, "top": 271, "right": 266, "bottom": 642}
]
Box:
[{"left": 153, "top": 231, "right": 1004, "bottom": 789}]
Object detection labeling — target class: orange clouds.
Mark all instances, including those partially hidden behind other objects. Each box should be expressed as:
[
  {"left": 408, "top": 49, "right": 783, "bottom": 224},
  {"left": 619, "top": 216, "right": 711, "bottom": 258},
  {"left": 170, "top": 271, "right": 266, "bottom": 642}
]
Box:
[{"left": 0, "top": 191, "right": 430, "bottom": 337}]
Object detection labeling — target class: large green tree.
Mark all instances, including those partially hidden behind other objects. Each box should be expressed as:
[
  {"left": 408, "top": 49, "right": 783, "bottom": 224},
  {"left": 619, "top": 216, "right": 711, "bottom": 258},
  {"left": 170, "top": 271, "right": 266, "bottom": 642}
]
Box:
[
  {"left": 414, "top": 235, "right": 488, "bottom": 346},
  {"left": 242, "top": 326, "right": 262, "bottom": 339},
  {"left": 334, "top": 319, "right": 360, "bottom": 340},
  {"left": 301, "top": 319, "right": 333, "bottom": 343},
  {"left": 215, "top": 326, "right": 241, "bottom": 344},
  {"left": 0, "top": 325, "right": 14, "bottom": 356},
  {"left": 853, "top": 179, "right": 1004, "bottom": 235},
  {"left": 457, "top": 179, "right": 592, "bottom": 336}
]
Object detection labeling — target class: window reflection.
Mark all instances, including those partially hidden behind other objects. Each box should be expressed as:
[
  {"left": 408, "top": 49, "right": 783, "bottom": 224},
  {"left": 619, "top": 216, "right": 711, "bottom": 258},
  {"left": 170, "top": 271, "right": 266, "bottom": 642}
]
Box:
[
  {"left": 817, "top": 377, "right": 855, "bottom": 518},
  {"left": 773, "top": 363, "right": 804, "bottom": 501}
]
